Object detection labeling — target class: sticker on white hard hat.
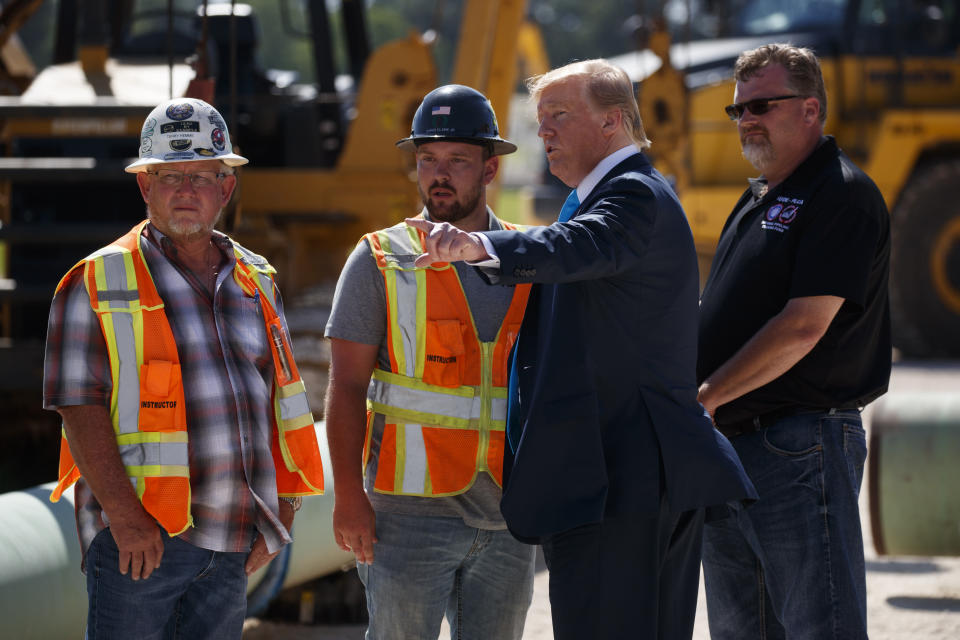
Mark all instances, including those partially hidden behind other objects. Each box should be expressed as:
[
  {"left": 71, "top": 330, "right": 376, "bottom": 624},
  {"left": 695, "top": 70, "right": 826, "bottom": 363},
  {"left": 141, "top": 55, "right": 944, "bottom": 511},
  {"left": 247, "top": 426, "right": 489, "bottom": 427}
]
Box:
[{"left": 125, "top": 98, "right": 248, "bottom": 173}]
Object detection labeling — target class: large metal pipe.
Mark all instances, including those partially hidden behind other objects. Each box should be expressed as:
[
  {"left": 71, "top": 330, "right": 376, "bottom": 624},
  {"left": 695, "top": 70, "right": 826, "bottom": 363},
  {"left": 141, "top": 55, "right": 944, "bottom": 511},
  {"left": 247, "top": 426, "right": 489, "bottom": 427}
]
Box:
[
  {"left": 869, "top": 392, "right": 960, "bottom": 556},
  {"left": 0, "top": 422, "right": 353, "bottom": 638},
  {"left": 0, "top": 480, "right": 86, "bottom": 638}
]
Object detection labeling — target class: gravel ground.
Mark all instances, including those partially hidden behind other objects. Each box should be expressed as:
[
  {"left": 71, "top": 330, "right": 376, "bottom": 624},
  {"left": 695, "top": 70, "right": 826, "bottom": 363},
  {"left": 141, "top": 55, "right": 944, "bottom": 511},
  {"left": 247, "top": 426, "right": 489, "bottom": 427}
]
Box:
[{"left": 244, "top": 362, "right": 960, "bottom": 639}]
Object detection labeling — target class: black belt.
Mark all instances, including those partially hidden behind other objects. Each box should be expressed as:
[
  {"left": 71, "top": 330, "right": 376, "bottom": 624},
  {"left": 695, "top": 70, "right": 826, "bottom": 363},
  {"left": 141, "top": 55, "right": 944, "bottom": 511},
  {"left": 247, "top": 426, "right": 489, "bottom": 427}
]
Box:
[{"left": 716, "top": 406, "right": 860, "bottom": 440}]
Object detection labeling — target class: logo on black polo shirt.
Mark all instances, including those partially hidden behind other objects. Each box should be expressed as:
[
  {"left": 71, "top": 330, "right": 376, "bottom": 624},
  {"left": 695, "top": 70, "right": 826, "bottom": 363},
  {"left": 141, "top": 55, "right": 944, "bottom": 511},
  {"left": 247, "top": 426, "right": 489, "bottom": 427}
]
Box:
[{"left": 761, "top": 197, "right": 803, "bottom": 232}]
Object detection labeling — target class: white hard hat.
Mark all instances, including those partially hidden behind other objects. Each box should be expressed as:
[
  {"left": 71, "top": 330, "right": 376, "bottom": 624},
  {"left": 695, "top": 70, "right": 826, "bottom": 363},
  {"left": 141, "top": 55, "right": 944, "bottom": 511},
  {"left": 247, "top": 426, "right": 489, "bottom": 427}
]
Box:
[{"left": 125, "top": 98, "right": 249, "bottom": 173}]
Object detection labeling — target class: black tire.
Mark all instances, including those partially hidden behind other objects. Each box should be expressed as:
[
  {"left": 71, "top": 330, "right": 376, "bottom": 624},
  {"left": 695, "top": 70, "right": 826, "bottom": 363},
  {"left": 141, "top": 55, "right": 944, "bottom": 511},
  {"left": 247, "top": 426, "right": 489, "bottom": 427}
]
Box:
[{"left": 890, "top": 160, "right": 960, "bottom": 358}]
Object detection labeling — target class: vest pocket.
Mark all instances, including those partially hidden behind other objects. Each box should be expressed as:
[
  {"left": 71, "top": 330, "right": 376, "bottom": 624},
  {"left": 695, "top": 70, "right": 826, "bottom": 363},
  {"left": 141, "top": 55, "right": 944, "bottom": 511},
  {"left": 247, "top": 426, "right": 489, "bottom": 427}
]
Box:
[
  {"left": 422, "top": 426, "right": 478, "bottom": 494},
  {"left": 423, "top": 319, "right": 466, "bottom": 388},
  {"left": 138, "top": 360, "right": 187, "bottom": 432}
]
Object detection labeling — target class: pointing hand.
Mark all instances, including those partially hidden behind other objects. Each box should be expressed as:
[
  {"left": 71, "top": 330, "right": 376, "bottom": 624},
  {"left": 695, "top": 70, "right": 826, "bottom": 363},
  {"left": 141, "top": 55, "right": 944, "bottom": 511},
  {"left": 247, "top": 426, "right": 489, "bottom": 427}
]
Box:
[{"left": 405, "top": 218, "right": 490, "bottom": 267}]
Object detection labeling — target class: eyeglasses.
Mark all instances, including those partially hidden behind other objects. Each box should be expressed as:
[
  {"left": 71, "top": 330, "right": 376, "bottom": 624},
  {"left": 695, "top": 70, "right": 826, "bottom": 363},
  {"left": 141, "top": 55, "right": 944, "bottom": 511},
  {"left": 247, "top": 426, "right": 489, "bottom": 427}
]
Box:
[
  {"left": 147, "top": 169, "right": 226, "bottom": 188},
  {"left": 724, "top": 95, "right": 801, "bottom": 121}
]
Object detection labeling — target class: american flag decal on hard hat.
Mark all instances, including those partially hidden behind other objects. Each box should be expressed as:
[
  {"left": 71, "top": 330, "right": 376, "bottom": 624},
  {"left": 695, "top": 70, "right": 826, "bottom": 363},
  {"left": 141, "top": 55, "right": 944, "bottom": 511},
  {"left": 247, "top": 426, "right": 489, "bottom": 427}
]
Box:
[{"left": 432, "top": 106, "right": 451, "bottom": 115}]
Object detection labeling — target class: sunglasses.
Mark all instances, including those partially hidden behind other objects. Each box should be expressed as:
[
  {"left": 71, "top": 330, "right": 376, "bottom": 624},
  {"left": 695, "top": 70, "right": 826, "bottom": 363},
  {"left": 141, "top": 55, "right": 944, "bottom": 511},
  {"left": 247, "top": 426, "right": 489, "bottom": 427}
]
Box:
[{"left": 724, "top": 95, "right": 800, "bottom": 121}]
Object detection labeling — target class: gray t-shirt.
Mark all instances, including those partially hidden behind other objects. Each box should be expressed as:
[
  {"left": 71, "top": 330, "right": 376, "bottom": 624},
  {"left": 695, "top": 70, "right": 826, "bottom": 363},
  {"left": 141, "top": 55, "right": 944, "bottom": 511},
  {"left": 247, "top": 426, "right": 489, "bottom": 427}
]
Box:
[{"left": 325, "top": 210, "right": 516, "bottom": 529}]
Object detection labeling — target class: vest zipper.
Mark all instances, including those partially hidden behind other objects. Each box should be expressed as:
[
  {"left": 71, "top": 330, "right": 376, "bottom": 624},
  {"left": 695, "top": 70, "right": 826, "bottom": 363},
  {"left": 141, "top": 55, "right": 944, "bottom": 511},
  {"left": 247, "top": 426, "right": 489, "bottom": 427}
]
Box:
[{"left": 477, "top": 341, "right": 494, "bottom": 473}]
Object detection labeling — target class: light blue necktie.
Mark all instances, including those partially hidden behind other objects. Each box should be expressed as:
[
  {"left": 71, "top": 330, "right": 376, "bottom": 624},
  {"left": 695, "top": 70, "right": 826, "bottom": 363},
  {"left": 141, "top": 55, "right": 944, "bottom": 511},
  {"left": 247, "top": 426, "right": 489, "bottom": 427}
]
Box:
[
  {"left": 506, "top": 189, "right": 581, "bottom": 453},
  {"left": 557, "top": 189, "right": 580, "bottom": 222},
  {"left": 506, "top": 341, "right": 522, "bottom": 453}
]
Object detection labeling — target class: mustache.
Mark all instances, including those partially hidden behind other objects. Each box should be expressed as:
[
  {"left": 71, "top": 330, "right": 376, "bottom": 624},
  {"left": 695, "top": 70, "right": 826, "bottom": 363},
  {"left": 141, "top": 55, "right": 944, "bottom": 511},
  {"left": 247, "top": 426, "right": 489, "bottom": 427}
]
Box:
[
  {"left": 428, "top": 181, "right": 456, "bottom": 194},
  {"left": 740, "top": 125, "right": 768, "bottom": 140}
]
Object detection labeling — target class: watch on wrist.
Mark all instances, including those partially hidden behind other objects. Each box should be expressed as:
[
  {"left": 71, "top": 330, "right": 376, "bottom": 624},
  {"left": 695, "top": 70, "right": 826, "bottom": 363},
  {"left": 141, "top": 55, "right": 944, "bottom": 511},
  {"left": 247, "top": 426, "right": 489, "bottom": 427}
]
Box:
[{"left": 280, "top": 496, "right": 302, "bottom": 512}]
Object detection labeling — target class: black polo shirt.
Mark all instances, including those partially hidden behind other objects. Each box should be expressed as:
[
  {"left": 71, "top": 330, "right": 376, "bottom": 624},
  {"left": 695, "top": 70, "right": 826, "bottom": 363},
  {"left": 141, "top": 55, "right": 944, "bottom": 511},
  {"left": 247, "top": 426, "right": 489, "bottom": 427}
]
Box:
[{"left": 697, "top": 136, "right": 891, "bottom": 426}]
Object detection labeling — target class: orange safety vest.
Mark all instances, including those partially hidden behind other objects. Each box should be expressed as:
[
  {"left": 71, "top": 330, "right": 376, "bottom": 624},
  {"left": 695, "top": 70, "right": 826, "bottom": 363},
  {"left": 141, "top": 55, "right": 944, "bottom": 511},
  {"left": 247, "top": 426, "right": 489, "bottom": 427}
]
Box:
[
  {"left": 363, "top": 218, "right": 531, "bottom": 497},
  {"left": 49, "top": 221, "right": 323, "bottom": 535}
]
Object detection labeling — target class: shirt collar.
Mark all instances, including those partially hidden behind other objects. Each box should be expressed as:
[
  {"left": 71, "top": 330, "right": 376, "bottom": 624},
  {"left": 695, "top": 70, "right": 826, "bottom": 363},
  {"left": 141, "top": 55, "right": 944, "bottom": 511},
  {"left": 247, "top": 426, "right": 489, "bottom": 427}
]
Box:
[
  {"left": 575, "top": 144, "right": 640, "bottom": 204},
  {"left": 748, "top": 136, "right": 833, "bottom": 202},
  {"left": 144, "top": 221, "right": 231, "bottom": 261}
]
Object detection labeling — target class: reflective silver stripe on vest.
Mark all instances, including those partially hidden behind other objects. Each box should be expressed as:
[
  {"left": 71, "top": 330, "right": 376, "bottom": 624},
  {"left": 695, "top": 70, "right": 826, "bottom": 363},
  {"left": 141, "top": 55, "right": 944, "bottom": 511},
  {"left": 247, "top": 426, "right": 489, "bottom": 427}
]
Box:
[
  {"left": 254, "top": 270, "right": 277, "bottom": 309},
  {"left": 119, "top": 441, "right": 190, "bottom": 468},
  {"left": 376, "top": 225, "right": 423, "bottom": 378},
  {"left": 369, "top": 377, "right": 507, "bottom": 423},
  {"left": 394, "top": 269, "right": 418, "bottom": 378},
  {"left": 490, "top": 396, "right": 507, "bottom": 420},
  {"left": 97, "top": 290, "right": 140, "bottom": 303},
  {"left": 278, "top": 390, "right": 311, "bottom": 421},
  {"left": 91, "top": 244, "right": 190, "bottom": 476},
  {"left": 401, "top": 424, "right": 427, "bottom": 494},
  {"left": 379, "top": 224, "right": 419, "bottom": 261},
  {"left": 100, "top": 250, "right": 140, "bottom": 435}
]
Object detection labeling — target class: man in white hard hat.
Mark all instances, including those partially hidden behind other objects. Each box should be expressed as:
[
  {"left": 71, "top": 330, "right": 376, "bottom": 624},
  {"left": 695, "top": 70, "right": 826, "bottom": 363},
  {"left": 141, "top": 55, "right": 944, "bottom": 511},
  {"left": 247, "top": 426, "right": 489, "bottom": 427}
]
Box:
[{"left": 43, "top": 98, "right": 325, "bottom": 639}]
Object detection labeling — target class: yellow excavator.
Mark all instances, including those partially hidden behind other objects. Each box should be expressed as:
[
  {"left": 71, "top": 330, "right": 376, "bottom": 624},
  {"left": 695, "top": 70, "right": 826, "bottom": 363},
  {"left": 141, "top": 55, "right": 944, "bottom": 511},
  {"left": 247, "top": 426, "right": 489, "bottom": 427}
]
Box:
[
  {"left": 0, "top": 2, "right": 549, "bottom": 636},
  {"left": 623, "top": 0, "right": 960, "bottom": 358},
  {"left": 0, "top": 0, "right": 548, "bottom": 491},
  {"left": 615, "top": 0, "right": 960, "bottom": 559}
]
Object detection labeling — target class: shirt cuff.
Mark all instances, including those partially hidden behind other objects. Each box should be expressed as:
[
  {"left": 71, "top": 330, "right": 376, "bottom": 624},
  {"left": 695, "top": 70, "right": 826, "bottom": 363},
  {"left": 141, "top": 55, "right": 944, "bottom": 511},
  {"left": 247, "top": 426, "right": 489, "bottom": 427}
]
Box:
[{"left": 467, "top": 233, "right": 500, "bottom": 268}]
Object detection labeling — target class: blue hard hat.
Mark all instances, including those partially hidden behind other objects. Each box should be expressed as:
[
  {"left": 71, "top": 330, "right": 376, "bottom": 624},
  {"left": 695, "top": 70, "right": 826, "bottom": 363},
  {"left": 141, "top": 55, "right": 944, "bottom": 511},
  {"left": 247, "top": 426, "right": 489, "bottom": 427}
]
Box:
[{"left": 397, "top": 84, "right": 516, "bottom": 156}]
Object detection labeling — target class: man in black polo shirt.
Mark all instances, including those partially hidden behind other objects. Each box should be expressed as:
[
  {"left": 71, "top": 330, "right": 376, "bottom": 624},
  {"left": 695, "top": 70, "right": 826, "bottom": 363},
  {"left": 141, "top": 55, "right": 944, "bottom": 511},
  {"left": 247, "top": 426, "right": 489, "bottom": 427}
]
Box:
[{"left": 697, "top": 44, "right": 890, "bottom": 640}]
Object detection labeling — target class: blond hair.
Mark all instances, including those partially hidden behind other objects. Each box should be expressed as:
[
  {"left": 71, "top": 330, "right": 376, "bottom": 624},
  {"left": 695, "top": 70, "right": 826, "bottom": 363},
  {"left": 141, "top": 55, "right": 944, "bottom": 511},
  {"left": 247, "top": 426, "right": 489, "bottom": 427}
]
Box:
[
  {"left": 527, "top": 59, "right": 651, "bottom": 149},
  {"left": 734, "top": 44, "right": 828, "bottom": 124}
]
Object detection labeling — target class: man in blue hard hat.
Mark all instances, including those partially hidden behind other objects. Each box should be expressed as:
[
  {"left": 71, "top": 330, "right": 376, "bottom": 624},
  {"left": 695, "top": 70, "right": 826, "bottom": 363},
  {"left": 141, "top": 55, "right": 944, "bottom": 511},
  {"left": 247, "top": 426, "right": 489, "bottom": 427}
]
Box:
[
  {"left": 402, "top": 60, "right": 757, "bottom": 640},
  {"left": 324, "top": 85, "right": 535, "bottom": 640}
]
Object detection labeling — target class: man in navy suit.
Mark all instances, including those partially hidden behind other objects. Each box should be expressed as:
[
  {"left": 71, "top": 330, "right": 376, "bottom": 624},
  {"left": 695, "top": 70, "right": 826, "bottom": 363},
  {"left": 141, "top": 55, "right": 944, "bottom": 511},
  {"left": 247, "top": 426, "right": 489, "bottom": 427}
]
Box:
[{"left": 407, "top": 59, "right": 756, "bottom": 639}]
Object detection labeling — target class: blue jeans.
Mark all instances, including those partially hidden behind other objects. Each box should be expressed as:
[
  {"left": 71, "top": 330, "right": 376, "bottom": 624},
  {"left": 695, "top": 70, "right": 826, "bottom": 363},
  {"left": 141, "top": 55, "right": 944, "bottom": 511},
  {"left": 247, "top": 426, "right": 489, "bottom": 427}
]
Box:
[
  {"left": 85, "top": 528, "right": 248, "bottom": 640},
  {"left": 702, "top": 410, "right": 868, "bottom": 640},
  {"left": 357, "top": 511, "right": 535, "bottom": 640}
]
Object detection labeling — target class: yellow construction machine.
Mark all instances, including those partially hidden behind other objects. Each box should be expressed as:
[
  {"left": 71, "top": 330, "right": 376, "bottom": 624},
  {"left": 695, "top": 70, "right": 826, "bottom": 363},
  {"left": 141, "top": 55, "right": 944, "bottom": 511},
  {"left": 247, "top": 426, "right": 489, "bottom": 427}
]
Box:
[
  {"left": 0, "top": 0, "right": 547, "bottom": 492},
  {"left": 624, "top": 0, "right": 960, "bottom": 358},
  {"left": 0, "top": 4, "right": 549, "bottom": 630}
]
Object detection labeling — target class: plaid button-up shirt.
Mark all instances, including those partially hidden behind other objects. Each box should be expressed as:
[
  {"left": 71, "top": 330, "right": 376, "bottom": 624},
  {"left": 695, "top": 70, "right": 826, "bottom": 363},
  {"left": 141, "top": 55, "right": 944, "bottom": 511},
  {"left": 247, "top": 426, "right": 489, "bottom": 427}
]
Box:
[{"left": 44, "top": 222, "right": 297, "bottom": 559}]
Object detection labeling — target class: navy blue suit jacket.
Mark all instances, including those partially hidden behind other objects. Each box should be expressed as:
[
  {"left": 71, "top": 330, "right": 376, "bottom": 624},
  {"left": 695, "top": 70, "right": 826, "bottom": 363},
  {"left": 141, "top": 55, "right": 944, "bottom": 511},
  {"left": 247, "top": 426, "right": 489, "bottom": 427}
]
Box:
[{"left": 484, "top": 153, "right": 756, "bottom": 541}]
